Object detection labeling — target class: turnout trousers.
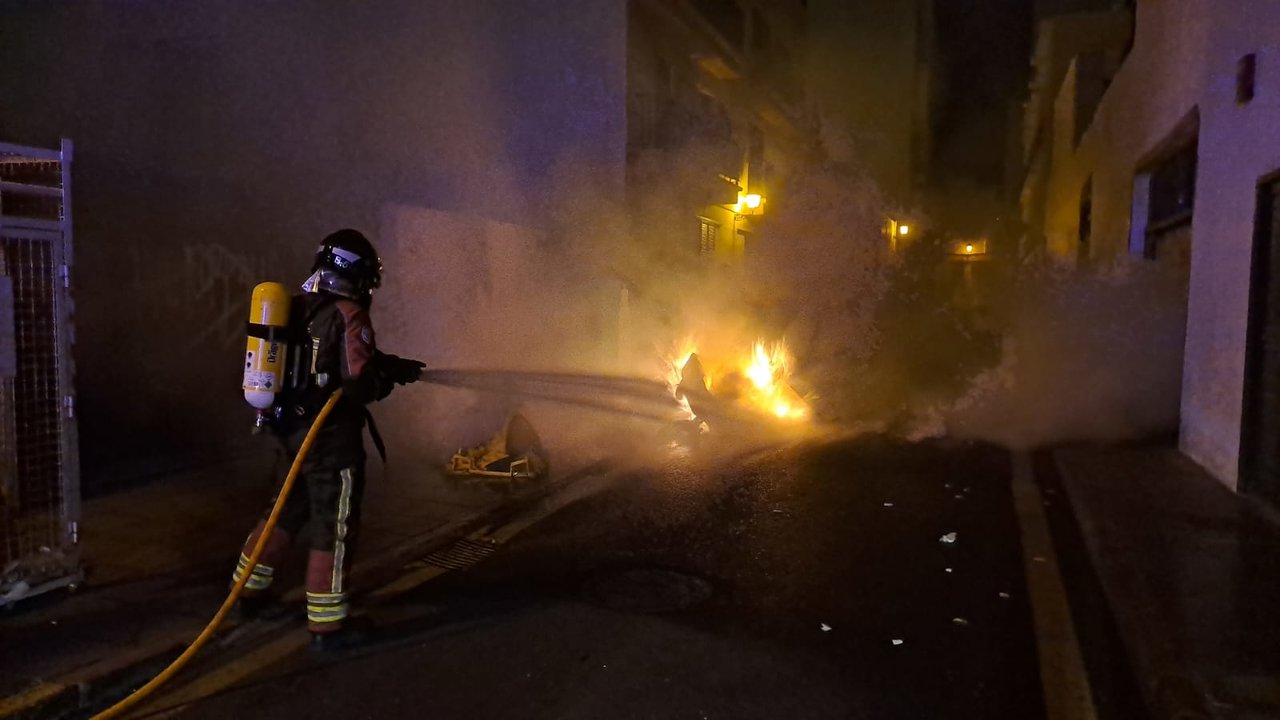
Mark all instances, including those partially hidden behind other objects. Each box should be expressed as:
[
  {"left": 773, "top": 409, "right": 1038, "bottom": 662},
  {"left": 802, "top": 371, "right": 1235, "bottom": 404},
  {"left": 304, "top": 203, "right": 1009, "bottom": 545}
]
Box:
[{"left": 233, "top": 423, "right": 367, "bottom": 633}]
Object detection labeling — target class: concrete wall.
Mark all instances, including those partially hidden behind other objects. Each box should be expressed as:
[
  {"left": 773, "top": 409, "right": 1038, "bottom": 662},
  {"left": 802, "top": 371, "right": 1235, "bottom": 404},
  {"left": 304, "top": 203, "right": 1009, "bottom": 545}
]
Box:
[
  {"left": 1038, "top": 0, "right": 1280, "bottom": 485},
  {"left": 0, "top": 0, "right": 626, "bottom": 491}
]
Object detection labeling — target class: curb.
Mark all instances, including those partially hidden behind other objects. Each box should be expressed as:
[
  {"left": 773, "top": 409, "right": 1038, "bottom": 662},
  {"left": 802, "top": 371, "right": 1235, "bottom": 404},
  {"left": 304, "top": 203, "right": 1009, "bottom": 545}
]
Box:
[
  {"left": 1, "top": 462, "right": 608, "bottom": 720},
  {"left": 1, "top": 646, "right": 183, "bottom": 720}
]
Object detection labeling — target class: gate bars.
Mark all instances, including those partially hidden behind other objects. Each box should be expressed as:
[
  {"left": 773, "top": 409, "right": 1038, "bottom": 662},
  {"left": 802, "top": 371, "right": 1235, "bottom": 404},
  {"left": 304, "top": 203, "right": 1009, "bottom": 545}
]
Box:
[{"left": 0, "top": 139, "right": 82, "bottom": 606}]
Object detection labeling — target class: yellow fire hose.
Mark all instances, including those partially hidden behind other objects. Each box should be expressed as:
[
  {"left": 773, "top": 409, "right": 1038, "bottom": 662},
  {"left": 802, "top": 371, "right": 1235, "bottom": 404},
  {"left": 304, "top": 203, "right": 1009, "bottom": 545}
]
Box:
[{"left": 92, "top": 390, "right": 344, "bottom": 720}]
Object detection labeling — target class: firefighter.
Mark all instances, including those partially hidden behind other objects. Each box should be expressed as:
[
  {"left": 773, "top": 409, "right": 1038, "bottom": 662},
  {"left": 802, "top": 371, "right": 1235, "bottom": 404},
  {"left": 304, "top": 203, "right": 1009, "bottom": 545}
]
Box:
[{"left": 232, "top": 228, "right": 424, "bottom": 652}]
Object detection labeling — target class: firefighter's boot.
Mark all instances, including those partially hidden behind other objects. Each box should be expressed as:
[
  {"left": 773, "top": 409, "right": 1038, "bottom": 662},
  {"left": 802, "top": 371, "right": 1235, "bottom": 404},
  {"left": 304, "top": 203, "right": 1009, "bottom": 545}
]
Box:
[{"left": 310, "top": 615, "right": 375, "bottom": 653}]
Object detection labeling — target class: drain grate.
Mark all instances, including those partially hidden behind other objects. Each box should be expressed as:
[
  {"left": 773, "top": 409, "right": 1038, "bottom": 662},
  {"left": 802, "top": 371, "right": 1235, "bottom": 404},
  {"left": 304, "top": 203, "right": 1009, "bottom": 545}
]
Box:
[
  {"left": 422, "top": 537, "right": 498, "bottom": 571},
  {"left": 584, "top": 568, "right": 714, "bottom": 613}
]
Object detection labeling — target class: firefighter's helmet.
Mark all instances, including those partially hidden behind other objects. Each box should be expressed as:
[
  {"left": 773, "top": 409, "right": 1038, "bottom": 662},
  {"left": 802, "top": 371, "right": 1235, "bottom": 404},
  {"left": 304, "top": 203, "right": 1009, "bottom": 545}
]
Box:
[{"left": 305, "top": 229, "right": 383, "bottom": 298}]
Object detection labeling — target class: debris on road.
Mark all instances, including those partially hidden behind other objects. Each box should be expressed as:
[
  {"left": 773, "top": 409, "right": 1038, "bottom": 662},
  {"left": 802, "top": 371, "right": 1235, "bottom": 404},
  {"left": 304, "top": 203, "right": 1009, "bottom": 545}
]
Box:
[
  {"left": 952, "top": 617, "right": 969, "bottom": 626},
  {"left": 892, "top": 639, "right": 904, "bottom": 646},
  {"left": 883, "top": 502, "right": 894, "bottom": 508},
  {"left": 821, "top": 623, "right": 833, "bottom": 632},
  {"left": 999, "top": 592, "right": 1011, "bottom": 599},
  {"left": 939, "top": 532, "right": 957, "bottom": 544},
  {"left": 944, "top": 567, "right": 953, "bottom": 573},
  {"left": 447, "top": 412, "right": 548, "bottom": 486}
]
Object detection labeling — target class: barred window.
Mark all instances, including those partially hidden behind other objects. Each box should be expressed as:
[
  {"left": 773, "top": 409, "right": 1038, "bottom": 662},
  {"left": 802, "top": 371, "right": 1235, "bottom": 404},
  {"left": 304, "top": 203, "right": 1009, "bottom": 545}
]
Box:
[{"left": 699, "top": 218, "right": 718, "bottom": 256}]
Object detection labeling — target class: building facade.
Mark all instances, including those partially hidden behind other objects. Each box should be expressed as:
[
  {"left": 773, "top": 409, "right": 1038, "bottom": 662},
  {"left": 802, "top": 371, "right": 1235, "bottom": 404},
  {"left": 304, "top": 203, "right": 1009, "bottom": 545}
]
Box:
[
  {"left": 1019, "top": 10, "right": 1135, "bottom": 261},
  {"left": 626, "top": 0, "right": 814, "bottom": 271},
  {"left": 1020, "top": 0, "right": 1280, "bottom": 496}
]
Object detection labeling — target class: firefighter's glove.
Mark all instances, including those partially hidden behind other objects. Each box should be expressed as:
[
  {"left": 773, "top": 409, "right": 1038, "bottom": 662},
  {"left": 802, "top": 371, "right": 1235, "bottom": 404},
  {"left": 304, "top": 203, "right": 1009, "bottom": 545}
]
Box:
[{"left": 380, "top": 354, "right": 426, "bottom": 385}]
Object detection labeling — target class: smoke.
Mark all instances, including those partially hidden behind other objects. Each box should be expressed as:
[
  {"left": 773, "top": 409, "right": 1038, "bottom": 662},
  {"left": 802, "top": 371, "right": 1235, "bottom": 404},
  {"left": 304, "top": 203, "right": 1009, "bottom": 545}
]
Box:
[
  {"left": 365, "top": 85, "right": 1186, "bottom": 479},
  {"left": 369, "top": 127, "right": 1190, "bottom": 483},
  {"left": 367, "top": 132, "right": 905, "bottom": 478},
  {"left": 942, "top": 260, "right": 1188, "bottom": 448},
  {"left": 748, "top": 165, "right": 895, "bottom": 374}
]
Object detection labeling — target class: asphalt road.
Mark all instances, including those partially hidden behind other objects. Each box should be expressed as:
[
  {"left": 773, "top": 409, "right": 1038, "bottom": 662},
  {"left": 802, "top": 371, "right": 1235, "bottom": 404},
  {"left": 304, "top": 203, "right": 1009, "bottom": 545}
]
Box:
[{"left": 163, "top": 435, "right": 1046, "bottom": 720}]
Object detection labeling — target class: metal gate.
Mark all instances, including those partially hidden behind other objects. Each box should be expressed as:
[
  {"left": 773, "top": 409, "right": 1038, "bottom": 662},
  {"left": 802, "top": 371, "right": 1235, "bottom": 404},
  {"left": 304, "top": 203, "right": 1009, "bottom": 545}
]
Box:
[{"left": 0, "top": 139, "right": 81, "bottom": 606}]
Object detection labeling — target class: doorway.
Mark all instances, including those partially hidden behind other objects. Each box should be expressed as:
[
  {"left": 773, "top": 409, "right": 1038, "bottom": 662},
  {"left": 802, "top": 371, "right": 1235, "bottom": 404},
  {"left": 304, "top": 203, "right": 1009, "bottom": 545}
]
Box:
[{"left": 1240, "top": 172, "right": 1280, "bottom": 504}]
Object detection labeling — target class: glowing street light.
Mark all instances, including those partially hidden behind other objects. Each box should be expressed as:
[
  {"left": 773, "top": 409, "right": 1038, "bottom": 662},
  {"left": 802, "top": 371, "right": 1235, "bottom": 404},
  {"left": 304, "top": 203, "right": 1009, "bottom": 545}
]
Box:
[
  {"left": 898, "top": 224, "right": 911, "bottom": 237},
  {"left": 734, "top": 193, "right": 765, "bottom": 214},
  {"left": 965, "top": 243, "right": 974, "bottom": 254}
]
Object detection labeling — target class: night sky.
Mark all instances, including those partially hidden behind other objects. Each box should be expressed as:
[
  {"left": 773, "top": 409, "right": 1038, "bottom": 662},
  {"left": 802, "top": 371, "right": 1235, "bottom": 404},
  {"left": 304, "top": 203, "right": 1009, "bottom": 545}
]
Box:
[{"left": 930, "top": 0, "right": 1034, "bottom": 189}]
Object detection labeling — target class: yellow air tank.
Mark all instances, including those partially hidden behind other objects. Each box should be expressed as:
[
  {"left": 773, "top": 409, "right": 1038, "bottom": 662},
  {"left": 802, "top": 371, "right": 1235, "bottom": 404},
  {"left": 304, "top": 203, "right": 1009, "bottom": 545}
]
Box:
[{"left": 243, "top": 282, "right": 292, "bottom": 412}]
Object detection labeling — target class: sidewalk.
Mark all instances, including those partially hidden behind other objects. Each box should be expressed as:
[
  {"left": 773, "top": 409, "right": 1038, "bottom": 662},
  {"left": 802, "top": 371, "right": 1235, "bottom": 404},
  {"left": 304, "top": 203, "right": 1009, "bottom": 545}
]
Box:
[
  {"left": 1053, "top": 445, "right": 1280, "bottom": 719},
  {"left": 0, "top": 446, "right": 500, "bottom": 709}
]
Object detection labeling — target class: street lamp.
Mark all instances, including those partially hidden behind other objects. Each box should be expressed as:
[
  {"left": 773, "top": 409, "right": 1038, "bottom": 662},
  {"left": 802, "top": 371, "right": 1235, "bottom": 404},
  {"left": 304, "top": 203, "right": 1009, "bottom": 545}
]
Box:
[
  {"left": 734, "top": 192, "right": 765, "bottom": 215},
  {"left": 899, "top": 224, "right": 911, "bottom": 237}
]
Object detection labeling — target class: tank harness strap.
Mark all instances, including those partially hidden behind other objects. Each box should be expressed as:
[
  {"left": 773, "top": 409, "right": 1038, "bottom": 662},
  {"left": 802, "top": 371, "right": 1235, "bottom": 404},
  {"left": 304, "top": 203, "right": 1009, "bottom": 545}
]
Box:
[
  {"left": 363, "top": 408, "right": 387, "bottom": 463},
  {"left": 246, "top": 322, "right": 290, "bottom": 342}
]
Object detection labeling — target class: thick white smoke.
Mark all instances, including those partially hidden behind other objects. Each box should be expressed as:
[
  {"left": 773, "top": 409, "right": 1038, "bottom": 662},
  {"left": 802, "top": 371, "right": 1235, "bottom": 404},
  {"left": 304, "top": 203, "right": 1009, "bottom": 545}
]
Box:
[{"left": 943, "top": 260, "right": 1188, "bottom": 447}]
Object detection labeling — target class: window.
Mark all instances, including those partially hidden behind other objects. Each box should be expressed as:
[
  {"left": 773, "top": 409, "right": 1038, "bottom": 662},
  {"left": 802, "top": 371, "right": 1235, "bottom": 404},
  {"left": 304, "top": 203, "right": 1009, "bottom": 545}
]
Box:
[
  {"left": 1147, "top": 140, "right": 1197, "bottom": 233},
  {"left": 699, "top": 218, "right": 719, "bottom": 256},
  {"left": 1144, "top": 139, "right": 1197, "bottom": 261},
  {"left": 1129, "top": 112, "right": 1199, "bottom": 263}
]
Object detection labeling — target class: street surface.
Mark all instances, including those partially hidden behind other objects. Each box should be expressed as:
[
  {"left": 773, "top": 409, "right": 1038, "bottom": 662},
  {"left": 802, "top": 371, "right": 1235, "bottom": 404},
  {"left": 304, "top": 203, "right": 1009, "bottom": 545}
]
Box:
[{"left": 145, "top": 436, "right": 1049, "bottom": 719}]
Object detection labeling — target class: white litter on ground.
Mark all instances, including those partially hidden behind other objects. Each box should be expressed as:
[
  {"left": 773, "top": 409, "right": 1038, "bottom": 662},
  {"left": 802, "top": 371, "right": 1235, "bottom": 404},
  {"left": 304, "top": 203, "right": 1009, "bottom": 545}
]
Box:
[
  {"left": 999, "top": 592, "right": 1011, "bottom": 599},
  {"left": 939, "top": 532, "right": 957, "bottom": 544},
  {"left": 883, "top": 502, "right": 894, "bottom": 508},
  {"left": 892, "top": 639, "right": 904, "bottom": 646},
  {"left": 952, "top": 617, "right": 969, "bottom": 626},
  {"left": 821, "top": 623, "right": 833, "bottom": 632}
]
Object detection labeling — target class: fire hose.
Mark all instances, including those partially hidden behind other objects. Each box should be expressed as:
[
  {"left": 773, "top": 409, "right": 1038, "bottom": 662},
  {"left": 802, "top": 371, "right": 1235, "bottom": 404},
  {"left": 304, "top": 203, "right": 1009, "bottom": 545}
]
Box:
[{"left": 91, "top": 390, "right": 344, "bottom": 720}]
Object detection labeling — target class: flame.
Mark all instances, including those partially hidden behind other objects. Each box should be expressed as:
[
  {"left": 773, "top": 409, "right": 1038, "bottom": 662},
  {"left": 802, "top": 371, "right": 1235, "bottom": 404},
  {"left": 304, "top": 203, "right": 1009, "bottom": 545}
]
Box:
[
  {"left": 663, "top": 336, "right": 808, "bottom": 423},
  {"left": 741, "top": 339, "right": 808, "bottom": 420}
]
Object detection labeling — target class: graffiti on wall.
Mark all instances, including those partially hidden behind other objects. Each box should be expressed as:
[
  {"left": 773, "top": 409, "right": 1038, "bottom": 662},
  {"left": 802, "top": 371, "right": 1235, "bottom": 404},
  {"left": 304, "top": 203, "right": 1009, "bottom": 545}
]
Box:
[{"left": 182, "top": 244, "right": 276, "bottom": 353}]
